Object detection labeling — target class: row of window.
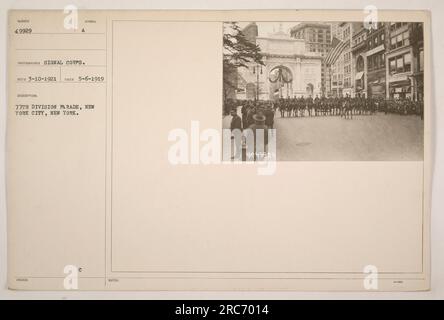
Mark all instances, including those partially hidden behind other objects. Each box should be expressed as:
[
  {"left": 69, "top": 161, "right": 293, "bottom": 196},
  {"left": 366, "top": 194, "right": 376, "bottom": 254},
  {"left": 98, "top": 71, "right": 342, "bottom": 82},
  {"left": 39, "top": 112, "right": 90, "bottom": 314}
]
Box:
[
  {"left": 352, "top": 30, "right": 408, "bottom": 52},
  {"left": 390, "top": 31, "right": 410, "bottom": 50},
  {"left": 389, "top": 52, "right": 412, "bottom": 74},
  {"left": 331, "top": 48, "right": 421, "bottom": 79},
  {"left": 308, "top": 44, "right": 330, "bottom": 53},
  {"left": 292, "top": 28, "right": 331, "bottom": 44},
  {"left": 390, "top": 22, "right": 409, "bottom": 32},
  {"left": 367, "top": 32, "right": 385, "bottom": 50},
  {"left": 332, "top": 74, "right": 344, "bottom": 80},
  {"left": 353, "top": 33, "right": 367, "bottom": 47},
  {"left": 367, "top": 52, "right": 385, "bottom": 71}
]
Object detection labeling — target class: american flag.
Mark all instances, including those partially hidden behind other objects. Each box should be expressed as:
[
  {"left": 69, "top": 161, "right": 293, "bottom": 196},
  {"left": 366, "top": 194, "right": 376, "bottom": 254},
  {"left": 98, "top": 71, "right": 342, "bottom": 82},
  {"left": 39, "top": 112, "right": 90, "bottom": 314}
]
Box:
[{"left": 325, "top": 37, "right": 348, "bottom": 66}]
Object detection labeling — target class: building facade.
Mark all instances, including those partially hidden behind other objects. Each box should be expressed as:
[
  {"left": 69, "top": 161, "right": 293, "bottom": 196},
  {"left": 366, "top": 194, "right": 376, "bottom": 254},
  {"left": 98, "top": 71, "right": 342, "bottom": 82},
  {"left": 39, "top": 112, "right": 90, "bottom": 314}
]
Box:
[
  {"left": 327, "top": 22, "right": 362, "bottom": 97},
  {"left": 235, "top": 22, "right": 424, "bottom": 102},
  {"left": 351, "top": 25, "right": 368, "bottom": 97},
  {"left": 411, "top": 22, "right": 424, "bottom": 101},
  {"left": 290, "top": 23, "right": 331, "bottom": 96},
  {"left": 365, "top": 22, "right": 388, "bottom": 98},
  {"left": 386, "top": 22, "right": 424, "bottom": 100}
]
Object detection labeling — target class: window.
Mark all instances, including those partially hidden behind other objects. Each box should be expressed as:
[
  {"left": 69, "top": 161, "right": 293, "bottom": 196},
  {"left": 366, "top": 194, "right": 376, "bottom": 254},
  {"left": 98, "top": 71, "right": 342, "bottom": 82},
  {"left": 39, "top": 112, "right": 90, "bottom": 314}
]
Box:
[
  {"left": 391, "top": 31, "right": 410, "bottom": 49},
  {"left": 391, "top": 36, "right": 396, "bottom": 47},
  {"left": 396, "top": 56, "right": 404, "bottom": 73},
  {"left": 419, "top": 48, "right": 424, "bottom": 72},
  {"left": 390, "top": 22, "right": 405, "bottom": 31},
  {"left": 404, "top": 53, "right": 411, "bottom": 72},
  {"left": 396, "top": 34, "right": 403, "bottom": 47},
  {"left": 389, "top": 52, "right": 412, "bottom": 74},
  {"left": 403, "top": 31, "right": 410, "bottom": 46},
  {"left": 389, "top": 58, "right": 396, "bottom": 73},
  {"left": 368, "top": 53, "right": 384, "bottom": 71}
]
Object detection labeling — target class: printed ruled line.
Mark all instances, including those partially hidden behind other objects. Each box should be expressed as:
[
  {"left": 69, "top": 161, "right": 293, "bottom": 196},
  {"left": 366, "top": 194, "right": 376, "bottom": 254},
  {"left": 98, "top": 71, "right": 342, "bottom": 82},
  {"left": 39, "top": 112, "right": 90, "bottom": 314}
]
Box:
[
  {"left": 15, "top": 48, "right": 106, "bottom": 51},
  {"left": 16, "top": 65, "right": 107, "bottom": 67},
  {"left": 15, "top": 276, "right": 426, "bottom": 281},
  {"left": 24, "top": 32, "right": 105, "bottom": 35},
  {"left": 15, "top": 81, "right": 107, "bottom": 84}
]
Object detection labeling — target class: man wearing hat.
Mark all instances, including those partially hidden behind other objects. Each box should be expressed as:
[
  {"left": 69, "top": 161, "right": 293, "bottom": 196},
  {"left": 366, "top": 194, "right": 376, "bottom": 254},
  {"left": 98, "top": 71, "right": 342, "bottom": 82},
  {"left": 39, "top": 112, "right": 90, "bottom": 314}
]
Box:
[
  {"left": 229, "top": 108, "right": 243, "bottom": 160},
  {"left": 246, "top": 111, "right": 269, "bottom": 161}
]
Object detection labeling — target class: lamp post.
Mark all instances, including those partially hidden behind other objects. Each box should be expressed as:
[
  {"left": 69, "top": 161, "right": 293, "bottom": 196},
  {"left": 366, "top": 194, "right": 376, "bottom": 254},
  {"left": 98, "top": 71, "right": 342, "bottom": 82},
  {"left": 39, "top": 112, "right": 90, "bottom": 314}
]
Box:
[{"left": 252, "top": 64, "right": 263, "bottom": 102}]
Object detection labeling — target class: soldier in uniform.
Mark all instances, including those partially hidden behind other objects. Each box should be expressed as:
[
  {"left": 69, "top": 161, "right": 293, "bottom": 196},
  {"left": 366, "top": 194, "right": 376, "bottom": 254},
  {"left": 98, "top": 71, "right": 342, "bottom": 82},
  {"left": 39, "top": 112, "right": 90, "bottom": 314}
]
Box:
[
  {"left": 292, "top": 97, "right": 297, "bottom": 117},
  {"left": 278, "top": 98, "right": 285, "bottom": 118},
  {"left": 313, "top": 95, "right": 319, "bottom": 116},
  {"left": 284, "top": 98, "right": 290, "bottom": 118},
  {"left": 307, "top": 96, "right": 313, "bottom": 117}
]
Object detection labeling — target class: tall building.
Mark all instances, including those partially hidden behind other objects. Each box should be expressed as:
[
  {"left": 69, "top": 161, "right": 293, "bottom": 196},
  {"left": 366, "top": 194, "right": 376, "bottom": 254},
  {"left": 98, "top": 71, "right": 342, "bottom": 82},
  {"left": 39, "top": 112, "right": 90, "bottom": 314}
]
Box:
[
  {"left": 411, "top": 22, "right": 424, "bottom": 101},
  {"left": 351, "top": 24, "right": 368, "bottom": 97},
  {"left": 386, "top": 22, "right": 423, "bottom": 100},
  {"left": 290, "top": 23, "right": 331, "bottom": 96},
  {"left": 326, "top": 22, "right": 361, "bottom": 97},
  {"left": 365, "top": 23, "right": 388, "bottom": 98},
  {"left": 330, "top": 22, "right": 343, "bottom": 40}
]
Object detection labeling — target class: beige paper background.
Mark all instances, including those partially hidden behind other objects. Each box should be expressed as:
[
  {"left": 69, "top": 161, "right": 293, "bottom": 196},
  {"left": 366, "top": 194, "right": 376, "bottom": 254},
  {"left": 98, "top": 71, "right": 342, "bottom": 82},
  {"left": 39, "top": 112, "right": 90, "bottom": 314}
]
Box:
[{"left": 6, "top": 10, "right": 431, "bottom": 291}]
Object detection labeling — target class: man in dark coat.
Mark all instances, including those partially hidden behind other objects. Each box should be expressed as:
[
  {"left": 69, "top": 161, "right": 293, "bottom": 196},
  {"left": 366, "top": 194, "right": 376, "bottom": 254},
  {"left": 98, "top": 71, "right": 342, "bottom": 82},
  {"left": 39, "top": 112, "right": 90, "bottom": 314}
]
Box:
[
  {"left": 246, "top": 112, "right": 269, "bottom": 161},
  {"left": 264, "top": 106, "right": 275, "bottom": 129},
  {"left": 246, "top": 107, "right": 256, "bottom": 128},
  {"left": 230, "top": 108, "right": 242, "bottom": 131}
]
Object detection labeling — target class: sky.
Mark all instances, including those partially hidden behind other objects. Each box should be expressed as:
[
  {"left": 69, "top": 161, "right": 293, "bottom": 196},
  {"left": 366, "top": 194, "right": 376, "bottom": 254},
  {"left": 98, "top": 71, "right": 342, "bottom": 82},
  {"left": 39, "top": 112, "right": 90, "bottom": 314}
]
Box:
[{"left": 237, "top": 22, "right": 301, "bottom": 37}]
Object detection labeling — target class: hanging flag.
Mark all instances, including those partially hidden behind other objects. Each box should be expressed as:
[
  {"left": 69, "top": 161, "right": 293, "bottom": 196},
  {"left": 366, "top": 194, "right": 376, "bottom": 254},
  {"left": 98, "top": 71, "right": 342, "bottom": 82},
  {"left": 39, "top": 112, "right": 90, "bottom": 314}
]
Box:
[{"left": 325, "top": 37, "right": 348, "bottom": 66}]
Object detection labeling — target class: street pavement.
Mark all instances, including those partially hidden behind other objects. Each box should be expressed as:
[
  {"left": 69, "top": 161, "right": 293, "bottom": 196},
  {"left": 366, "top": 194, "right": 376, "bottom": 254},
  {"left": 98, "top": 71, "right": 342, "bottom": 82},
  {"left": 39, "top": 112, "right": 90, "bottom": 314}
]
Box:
[{"left": 274, "top": 113, "right": 424, "bottom": 161}]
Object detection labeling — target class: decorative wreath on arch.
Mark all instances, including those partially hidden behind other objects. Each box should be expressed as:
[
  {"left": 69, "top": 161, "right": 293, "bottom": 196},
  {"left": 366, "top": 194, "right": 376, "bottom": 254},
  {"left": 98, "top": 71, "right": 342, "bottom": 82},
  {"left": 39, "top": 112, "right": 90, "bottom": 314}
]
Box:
[{"left": 268, "top": 66, "right": 293, "bottom": 84}]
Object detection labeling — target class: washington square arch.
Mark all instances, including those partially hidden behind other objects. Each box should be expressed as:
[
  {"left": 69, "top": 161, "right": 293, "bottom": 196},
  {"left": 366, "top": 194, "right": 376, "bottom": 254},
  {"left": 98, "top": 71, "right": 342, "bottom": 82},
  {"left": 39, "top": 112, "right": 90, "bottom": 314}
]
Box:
[{"left": 235, "top": 23, "right": 322, "bottom": 100}]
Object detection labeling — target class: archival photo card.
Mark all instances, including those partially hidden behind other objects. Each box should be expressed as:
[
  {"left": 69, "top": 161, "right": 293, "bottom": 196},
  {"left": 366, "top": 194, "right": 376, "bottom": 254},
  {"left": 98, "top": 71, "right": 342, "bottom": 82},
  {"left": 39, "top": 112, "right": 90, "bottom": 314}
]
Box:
[
  {"left": 223, "top": 21, "right": 424, "bottom": 161},
  {"left": 6, "top": 9, "right": 431, "bottom": 291}
]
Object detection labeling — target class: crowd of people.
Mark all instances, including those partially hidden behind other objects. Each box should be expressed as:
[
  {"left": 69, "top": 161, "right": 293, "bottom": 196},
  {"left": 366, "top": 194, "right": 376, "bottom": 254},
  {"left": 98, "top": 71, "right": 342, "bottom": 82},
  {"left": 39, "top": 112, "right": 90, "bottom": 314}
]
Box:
[
  {"left": 224, "top": 95, "right": 424, "bottom": 125},
  {"left": 228, "top": 100, "right": 274, "bottom": 161}
]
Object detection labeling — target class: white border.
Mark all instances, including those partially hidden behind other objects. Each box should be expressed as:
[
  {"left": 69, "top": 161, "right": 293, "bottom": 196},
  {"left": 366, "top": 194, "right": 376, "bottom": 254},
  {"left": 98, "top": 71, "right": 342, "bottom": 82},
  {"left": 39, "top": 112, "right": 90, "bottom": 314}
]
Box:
[{"left": 0, "top": 0, "right": 443, "bottom": 299}]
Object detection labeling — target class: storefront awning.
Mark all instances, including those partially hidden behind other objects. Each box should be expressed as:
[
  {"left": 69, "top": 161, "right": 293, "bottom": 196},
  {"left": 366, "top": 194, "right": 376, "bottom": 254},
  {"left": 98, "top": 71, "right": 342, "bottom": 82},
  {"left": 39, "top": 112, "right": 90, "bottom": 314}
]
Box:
[
  {"left": 355, "top": 71, "right": 364, "bottom": 80},
  {"left": 389, "top": 79, "right": 411, "bottom": 88}
]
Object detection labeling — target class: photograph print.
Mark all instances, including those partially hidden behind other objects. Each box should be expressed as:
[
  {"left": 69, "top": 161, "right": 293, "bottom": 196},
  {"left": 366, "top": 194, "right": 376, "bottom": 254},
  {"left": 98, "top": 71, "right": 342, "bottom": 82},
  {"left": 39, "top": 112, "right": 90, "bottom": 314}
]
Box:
[{"left": 222, "top": 21, "right": 425, "bottom": 161}]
